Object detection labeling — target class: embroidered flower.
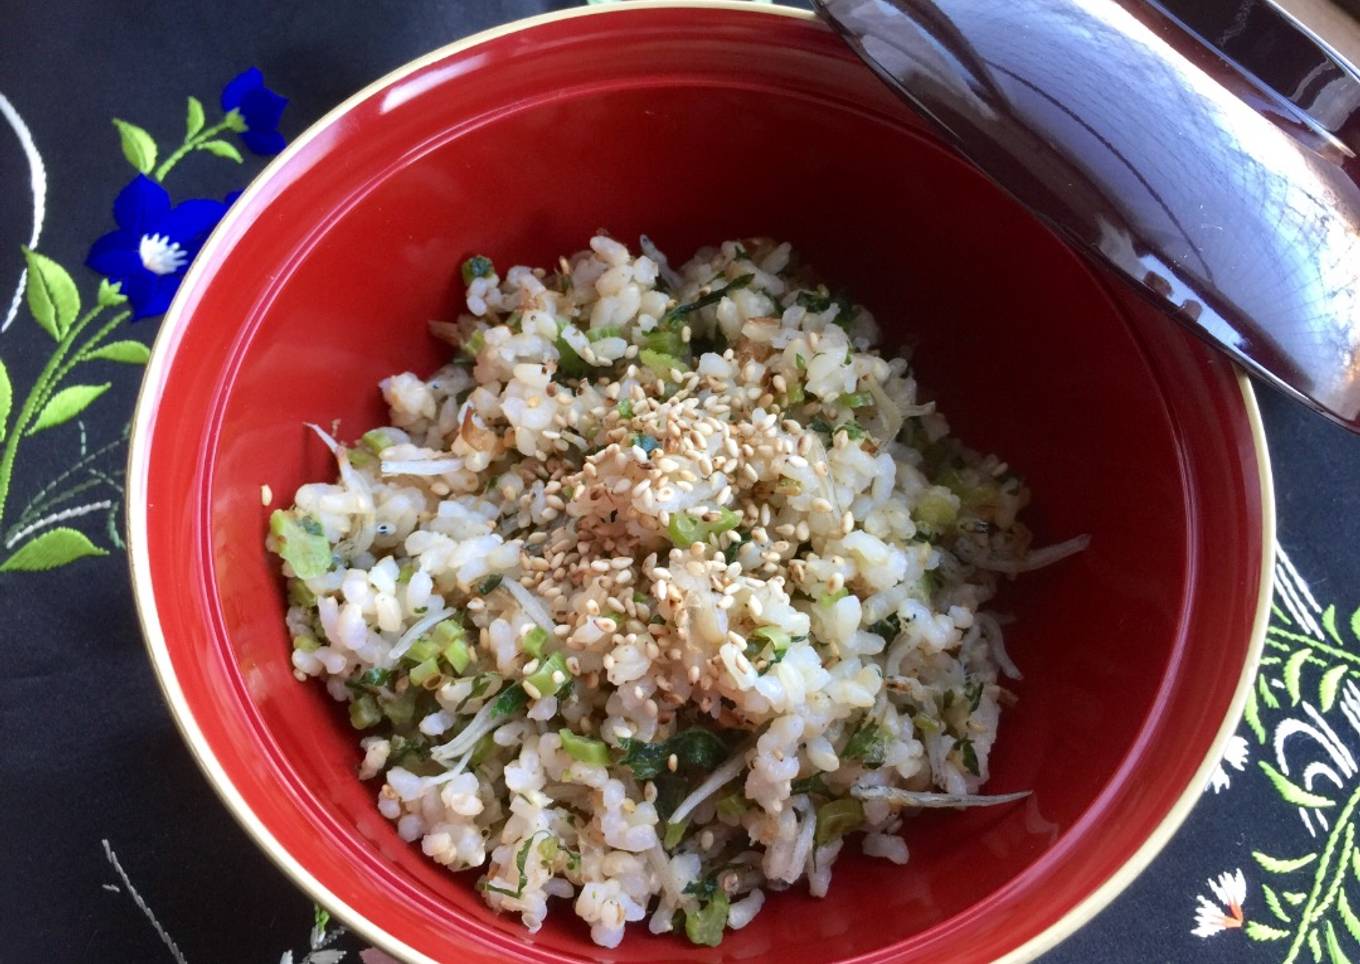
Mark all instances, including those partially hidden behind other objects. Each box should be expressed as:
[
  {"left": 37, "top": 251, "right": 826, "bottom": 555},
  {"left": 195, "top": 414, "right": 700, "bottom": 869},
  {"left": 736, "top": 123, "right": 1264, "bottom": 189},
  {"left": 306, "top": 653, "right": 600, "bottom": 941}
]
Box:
[
  {"left": 221, "top": 67, "right": 288, "bottom": 156},
  {"left": 1192, "top": 868, "right": 1247, "bottom": 937},
  {"left": 1208, "top": 734, "right": 1250, "bottom": 794},
  {"left": 85, "top": 175, "right": 227, "bottom": 319}
]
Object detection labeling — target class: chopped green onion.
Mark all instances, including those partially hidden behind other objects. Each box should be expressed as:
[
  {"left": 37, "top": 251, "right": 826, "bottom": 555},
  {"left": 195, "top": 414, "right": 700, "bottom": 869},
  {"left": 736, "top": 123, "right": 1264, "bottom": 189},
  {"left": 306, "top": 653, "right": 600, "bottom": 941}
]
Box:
[
  {"left": 477, "top": 573, "right": 504, "bottom": 595},
  {"left": 839, "top": 391, "right": 872, "bottom": 409},
  {"left": 555, "top": 332, "right": 588, "bottom": 378},
  {"left": 292, "top": 634, "right": 319, "bottom": 653},
  {"left": 587, "top": 325, "right": 624, "bottom": 341},
  {"left": 409, "top": 658, "right": 441, "bottom": 688},
  {"left": 913, "top": 486, "right": 959, "bottom": 531},
  {"left": 642, "top": 328, "right": 686, "bottom": 357},
  {"left": 269, "top": 510, "right": 332, "bottom": 580},
  {"left": 818, "top": 588, "right": 849, "bottom": 606},
  {"left": 346, "top": 446, "right": 375, "bottom": 469},
  {"left": 815, "top": 798, "right": 865, "bottom": 845},
  {"left": 558, "top": 729, "right": 611, "bottom": 765},
  {"left": 684, "top": 891, "right": 730, "bottom": 947},
  {"left": 717, "top": 792, "right": 748, "bottom": 820},
  {"left": 349, "top": 694, "right": 382, "bottom": 729},
  {"left": 525, "top": 652, "right": 572, "bottom": 700},
  {"left": 663, "top": 819, "right": 689, "bottom": 849},
  {"left": 404, "top": 636, "right": 440, "bottom": 665},
  {"left": 667, "top": 507, "right": 741, "bottom": 548},
  {"left": 522, "top": 626, "right": 549, "bottom": 659},
  {"left": 913, "top": 713, "right": 942, "bottom": 734},
  {"left": 538, "top": 836, "right": 560, "bottom": 862},
  {"left": 664, "top": 274, "right": 754, "bottom": 326},
  {"left": 780, "top": 382, "right": 805, "bottom": 407},
  {"left": 382, "top": 687, "right": 419, "bottom": 727},
  {"left": 462, "top": 330, "right": 485, "bottom": 357},
  {"left": 361, "top": 429, "right": 394, "bottom": 454},
  {"left": 286, "top": 579, "right": 316, "bottom": 608},
  {"left": 795, "top": 353, "right": 807, "bottom": 370},
  {"left": 461, "top": 255, "right": 494, "bottom": 285},
  {"left": 618, "top": 399, "right": 634, "bottom": 419},
  {"left": 750, "top": 626, "right": 791, "bottom": 655},
  {"left": 843, "top": 721, "right": 889, "bottom": 768},
  {"left": 639, "top": 348, "right": 687, "bottom": 378},
  {"left": 955, "top": 737, "right": 981, "bottom": 777}
]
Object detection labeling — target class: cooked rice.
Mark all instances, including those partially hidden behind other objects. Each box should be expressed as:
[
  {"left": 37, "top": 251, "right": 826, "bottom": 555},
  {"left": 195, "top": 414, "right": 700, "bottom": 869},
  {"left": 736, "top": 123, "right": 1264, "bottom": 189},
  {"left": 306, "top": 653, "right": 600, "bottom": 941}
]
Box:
[{"left": 268, "top": 234, "right": 1074, "bottom": 948}]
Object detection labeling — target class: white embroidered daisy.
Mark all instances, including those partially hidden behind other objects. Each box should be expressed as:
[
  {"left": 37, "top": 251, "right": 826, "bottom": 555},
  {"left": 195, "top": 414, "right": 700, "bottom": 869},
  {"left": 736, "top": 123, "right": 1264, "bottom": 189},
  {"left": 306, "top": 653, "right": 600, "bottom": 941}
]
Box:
[
  {"left": 1207, "top": 734, "right": 1250, "bottom": 794},
  {"left": 1191, "top": 868, "right": 1247, "bottom": 937}
]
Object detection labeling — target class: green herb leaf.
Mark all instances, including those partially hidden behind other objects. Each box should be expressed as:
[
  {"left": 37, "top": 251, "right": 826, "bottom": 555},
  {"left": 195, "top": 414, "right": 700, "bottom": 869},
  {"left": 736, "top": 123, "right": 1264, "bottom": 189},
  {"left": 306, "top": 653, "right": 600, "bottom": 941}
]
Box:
[
  {"left": 868, "top": 614, "right": 900, "bottom": 642},
  {"left": 185, "top": 96, "right": 206, "bottom": 137},
  {"left": 814, "top": 798, "right": 864, "bottom": 846},
  {"left": 663, "top": 273, "right": 754, "bottom": 326},
  {"left": 955, "top": 737, "right": 980, "bottom": 777},
  {"left": 28, "top": 383, "right": 112, "bottom": 435},
  {"left": 843, "top": 722, "right": 889, "bottom": 768},
  {"left": 663, "top": 819, "right": 689, "bottom": 849},
  {"left": 1321, "top": 664, "right": 1348, "bottom": 713},
  {"left": 790, "top": 774, "right": 830, "bottom": 797},
  {"left": 21, "top": 246, "right": 79, "bottom": 340},
  {"left": 485, "top": 832, "right": 542, "bottom": 899},
  {"left": 0, "top": 526, "right": 107, "bottom": 572},
  {"left": 618, "top": 399, "right": 634, "bottom": 419},
  {"left": 1259, "top": 760, "right": 1334, "bottom": 808},
  {"left": 84, "top": 340, "right": 151, "bottom": 365},
  {"left": 197, "top": 139, "right": 244, "bottom": 163},
  {"left": 965, "top": 679, "right": 985, "bottom": 712},
  {"left": 1244, "top": 921, "right": 1290, "bottom": 941},
  {"left": 477, "top": 573, "right": 504, "bottom": 594},
  {"left": 112, "top": 118, "right": 158, "bottom": 174},
  {"left": 618, "top": 727, "right": 730, "bottom": 781},
  {"left": 268, "top": 510, "right": 333, "bottom": 579},
  {"left": 492, "top": 682, "right": 529, "bottom": 718}
]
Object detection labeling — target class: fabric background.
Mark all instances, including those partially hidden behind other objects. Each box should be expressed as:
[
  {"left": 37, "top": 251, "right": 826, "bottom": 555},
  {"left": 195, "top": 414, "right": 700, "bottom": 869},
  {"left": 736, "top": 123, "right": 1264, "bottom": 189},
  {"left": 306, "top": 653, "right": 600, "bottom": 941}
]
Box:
[{"left": 2, "top": 1, "right": 1358, "bottom": 960}]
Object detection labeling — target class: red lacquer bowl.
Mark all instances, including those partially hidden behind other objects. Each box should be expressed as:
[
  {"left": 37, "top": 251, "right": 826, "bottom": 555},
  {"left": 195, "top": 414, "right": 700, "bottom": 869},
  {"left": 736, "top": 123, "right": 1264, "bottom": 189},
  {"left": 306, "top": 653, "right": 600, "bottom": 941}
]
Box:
[{"left": 126, "top": 4, "right": 1274, "bottom": 962}]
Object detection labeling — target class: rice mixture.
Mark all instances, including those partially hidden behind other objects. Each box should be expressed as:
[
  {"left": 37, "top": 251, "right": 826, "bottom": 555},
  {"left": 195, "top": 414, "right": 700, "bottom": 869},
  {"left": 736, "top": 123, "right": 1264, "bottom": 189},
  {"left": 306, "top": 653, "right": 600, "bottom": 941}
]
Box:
[{"left": 268, "top": 235, "right": 1085, "bottom": 948}]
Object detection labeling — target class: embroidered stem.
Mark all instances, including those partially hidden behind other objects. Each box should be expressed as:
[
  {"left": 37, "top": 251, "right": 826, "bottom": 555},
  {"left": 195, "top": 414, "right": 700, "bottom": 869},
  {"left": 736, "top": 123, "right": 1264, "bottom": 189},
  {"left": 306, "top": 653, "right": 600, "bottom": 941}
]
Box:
[
  {"left": 153, "top": 115, "right": 237, "bottom": 182},
  {"left": 1282, "top": 783, "right": 1360, "bottom": 963}
]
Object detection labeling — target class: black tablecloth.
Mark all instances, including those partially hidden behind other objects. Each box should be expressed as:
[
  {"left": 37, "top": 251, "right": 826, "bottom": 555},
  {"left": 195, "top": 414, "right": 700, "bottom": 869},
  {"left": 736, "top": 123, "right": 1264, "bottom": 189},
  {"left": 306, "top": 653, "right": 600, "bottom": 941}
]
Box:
[{"left": 3, "top": 2, "right": 1360, "bottom": 960}]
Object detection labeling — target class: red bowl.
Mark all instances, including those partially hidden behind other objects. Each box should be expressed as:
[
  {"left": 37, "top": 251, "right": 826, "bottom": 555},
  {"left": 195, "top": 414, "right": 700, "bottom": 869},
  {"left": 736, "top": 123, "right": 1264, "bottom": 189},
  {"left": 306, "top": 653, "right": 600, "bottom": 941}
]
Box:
[{"left": 127, "top": 4, "right": 1274, "bottom": 962}]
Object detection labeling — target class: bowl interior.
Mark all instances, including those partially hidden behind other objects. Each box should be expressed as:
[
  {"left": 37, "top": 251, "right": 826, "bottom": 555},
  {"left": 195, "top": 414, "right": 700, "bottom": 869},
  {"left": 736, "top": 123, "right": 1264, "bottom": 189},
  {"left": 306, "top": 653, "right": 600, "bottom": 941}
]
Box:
[{"left": 133, "top": 7, "right": 1267, "bottom": 963}]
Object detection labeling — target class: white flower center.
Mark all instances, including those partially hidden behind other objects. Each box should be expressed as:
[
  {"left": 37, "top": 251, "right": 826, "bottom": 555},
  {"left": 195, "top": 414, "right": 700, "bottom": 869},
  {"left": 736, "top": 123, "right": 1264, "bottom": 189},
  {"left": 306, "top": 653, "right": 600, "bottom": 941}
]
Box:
[{"left": 138, "top": 233, "right": 188, "bottom": 276}]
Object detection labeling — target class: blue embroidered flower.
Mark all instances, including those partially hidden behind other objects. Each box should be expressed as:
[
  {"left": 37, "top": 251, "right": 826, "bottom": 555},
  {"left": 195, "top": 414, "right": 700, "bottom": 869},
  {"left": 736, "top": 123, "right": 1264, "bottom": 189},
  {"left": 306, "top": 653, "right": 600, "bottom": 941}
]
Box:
[
  {"left": 220, "top": 67, "right": 288, "bottom": 156},
  {"left": 85, "top": 175, "right": 228, "bottom": 319}
]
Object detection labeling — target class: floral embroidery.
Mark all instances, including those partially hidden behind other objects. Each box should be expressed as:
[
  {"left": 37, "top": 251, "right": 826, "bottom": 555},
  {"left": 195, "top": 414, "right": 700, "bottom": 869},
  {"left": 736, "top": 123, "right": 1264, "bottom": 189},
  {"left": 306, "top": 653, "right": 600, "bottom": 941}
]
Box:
[
  {"left": 220, "top": 67, "right": 289, "bottom": 156},
  {"left": 0, "top": 69, "right": 285, "bottom": 574},
  {"left": 1209, "top": 734, "right": 1251, "bottom": 794},
  {"left": 1192, "top": 868, "right": 1247, "bottom": 937},
  {"left": 86, "top": 176, "right": 228, "bottom": 319}
]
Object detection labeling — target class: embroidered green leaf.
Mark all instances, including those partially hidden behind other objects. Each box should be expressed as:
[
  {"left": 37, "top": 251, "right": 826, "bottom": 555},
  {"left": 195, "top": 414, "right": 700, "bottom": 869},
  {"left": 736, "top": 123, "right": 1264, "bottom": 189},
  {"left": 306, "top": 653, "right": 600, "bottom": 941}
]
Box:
[
  {"left": 28, "top": 383, "right": 111, "bottom": 435},
  {"left": 1311, "top": 927, "right": 1325, "bottom": 962},
  {"left": 1246, "top": 921, "right": 1291, "bottom": 941},
  {"left": 1352, "top": 605, "right": 1360, "bottom": 647},
  {"left": 1286, "top": 648, "right": 1312, "bottom": 705},
  {"left": 1329, "top": 920, "right": 1354, "bottom": 964},
  {"left": 1259, "top": 761, "right": 1335, "bottom": 808},
  {"left": 0, "top": 527, "right": 107, "bottom": 572},
  {"left": 21, "top": 246, "right": 79, "bottom": 340},
  {"left": 1245, "top": 684, "right": 1267, "bottom": 744},
  {"left": 1353, "top": 845, "right": 1360, "bottom": 881},
  {"left": 0, "top": 357, "right": 10, "bottom": 444},
  {"left": 1262, "top": 882, "right": 1292, "bottom": 923},
  {"left": 1325, "top": 605, "right": 1345, "bottom": 646},
  {"left": 1285, "top": 891, "right": 1309, "bottom": 906},
  {"left": 112, "top": 118, "right": 157, "bottom": 174},
  {"left": 1321, "top": 665, "right": 1350, "bottom": 713},
  {"left": 96, "top": 278, "right": 128, "bottom": 307},
  {"left": 1255, "top": 851, "right": 1320, "bottom": 874},
  {"left": 1339, "top": 888, "right": 1360, "bottom": 944},
  {"left": 84, "top": 340, "right": 150, "bottom": 365},
  {"left": 223, "top": 108, "right": 247, "bottom": 132},
  {"left": 197, "top": 139, "right": 243, "bottom": 163},
  {"left": 185, "top": 95, "right": 205, "bottom": 138},
  {"left": 1260, "top": 674, "right": 1282, "bottom": 710}
]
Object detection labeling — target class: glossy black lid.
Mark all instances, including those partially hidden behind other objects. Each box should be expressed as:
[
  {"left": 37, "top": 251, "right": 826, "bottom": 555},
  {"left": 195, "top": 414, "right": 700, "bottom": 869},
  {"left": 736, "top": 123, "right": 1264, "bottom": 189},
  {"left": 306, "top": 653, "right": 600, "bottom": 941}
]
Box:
[{"left": 814, "top": 0, "right": 1360, "bottom": 432}]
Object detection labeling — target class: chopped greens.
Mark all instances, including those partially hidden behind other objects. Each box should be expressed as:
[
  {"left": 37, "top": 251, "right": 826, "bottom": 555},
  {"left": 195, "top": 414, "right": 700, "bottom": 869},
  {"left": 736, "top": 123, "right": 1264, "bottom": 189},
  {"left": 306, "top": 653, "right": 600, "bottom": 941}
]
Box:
[
  {"left": 349, "top": 694, "right": 382, "bottom": 729},
  {"left": 617, "top": 728, "right": 730, "bottom": 781},
  {"left": 639, "top": 348, "right": 687, "bottom": 378},
  {"left": 868, "top": 613, "right": 901, "bottom": 643},
  {"left": 843, "top": 721, "right": 890, "bottom": 768},
  {"left": 559, "top": 729, "right": 610, "bottom": 766},
  {"left": 684, "top": 889, "right": 729, "bottom": 947},
  {"left": 955, "top": 736, "right": 981, "bottom": 776},
  {"left": 269, "top": 510, "right": 332, "bottom": 579},
  {"left": 521, "top": 626, "right": 549, "bottom": 659},
  {"left": 485, "top": 832, "right": 542, "bottom": 899},
  {"left": 814, "top": 798, "right": 865, "bottom": 846},
  {"left": 663, "top": 818, "right": 689, "bottom": 849},
  {"left": 667, "top": 507, "right": 741, "bottom": 549},
  {"left": 523, "top": 651, "right": 572, "bottom": 700},
  {"left": 662, "top": 273, "right": 754, "bottom": 326},
  {"left": 476, "top": 573, "right": 504, "bottom": 595}
]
